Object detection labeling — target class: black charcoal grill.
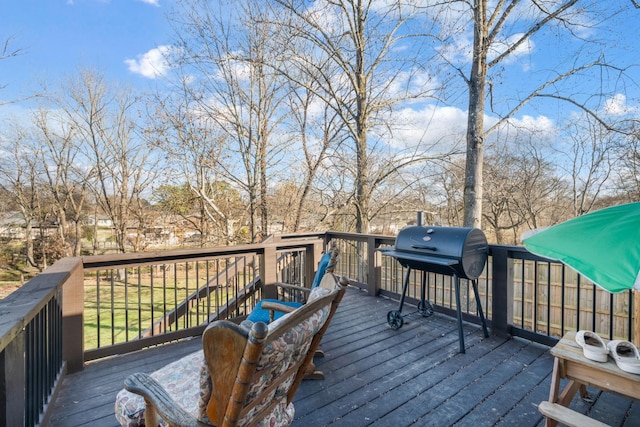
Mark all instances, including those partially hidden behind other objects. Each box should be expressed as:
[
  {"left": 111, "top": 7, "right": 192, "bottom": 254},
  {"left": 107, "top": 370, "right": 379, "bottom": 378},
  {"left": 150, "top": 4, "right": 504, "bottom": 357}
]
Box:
[{"left": 379, "top": 225, "right": 489, "bottom": 353}]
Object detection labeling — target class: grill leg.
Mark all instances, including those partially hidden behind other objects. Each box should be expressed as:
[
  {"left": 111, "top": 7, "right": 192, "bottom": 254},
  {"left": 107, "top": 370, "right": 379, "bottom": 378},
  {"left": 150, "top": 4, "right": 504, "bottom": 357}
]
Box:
[
  {"left": 472, "top": 279, "right": 489, "bottom": 338},
  {"left": 454, "top": 275, "right": 465, "bottom": 353},
  {"left": 397, "top": 266, "right": 412, "bottom": 312}
]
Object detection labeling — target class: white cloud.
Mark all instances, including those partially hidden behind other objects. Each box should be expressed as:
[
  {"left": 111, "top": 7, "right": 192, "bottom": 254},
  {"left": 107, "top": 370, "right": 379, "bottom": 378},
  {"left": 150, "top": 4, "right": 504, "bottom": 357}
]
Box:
[
  {"left": 604, "top": 94, "right": 635, "bottom": 117},
  {"left": 137, "top": 0, "right": 160, "bottom": 6},
  {"left": 125, "top": 45, "right": 172, "bottom": 79},
  {"left": 385, "top": 104, "right": 556, "bottom": 156},
  {"left": 502, "top": 114, "right": 556, "bottom": 135},
  {"left": 437, "top": 34, "right": 473, "bottom": 65},
  {"left": 387, "top": 104, "right": 468, "bottom": 152},
  {"left": 440, "top": 32, "right": 534, "bottom": 69}
]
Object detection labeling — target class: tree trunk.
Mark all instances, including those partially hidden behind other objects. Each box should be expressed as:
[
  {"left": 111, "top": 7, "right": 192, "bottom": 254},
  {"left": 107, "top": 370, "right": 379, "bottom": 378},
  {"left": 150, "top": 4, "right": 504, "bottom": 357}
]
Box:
[
  {"left": 463, "top": 0, "right": 487, "bottom": 229},
  {"left": 24, "top": 216, "right": 36, "bottom": 268},
  {"left": 74, "top": 220, "right": 82, "bottom": 256},
  {"left": 354, "top": 0, "right": 370, "bottom": 234}
]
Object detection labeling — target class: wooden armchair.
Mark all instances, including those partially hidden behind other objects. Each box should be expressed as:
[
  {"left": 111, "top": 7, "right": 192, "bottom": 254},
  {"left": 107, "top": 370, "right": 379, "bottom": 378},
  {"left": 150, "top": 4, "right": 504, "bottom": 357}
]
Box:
[{"left": 115, "top": 284, "right": 343, "bottom": 427}]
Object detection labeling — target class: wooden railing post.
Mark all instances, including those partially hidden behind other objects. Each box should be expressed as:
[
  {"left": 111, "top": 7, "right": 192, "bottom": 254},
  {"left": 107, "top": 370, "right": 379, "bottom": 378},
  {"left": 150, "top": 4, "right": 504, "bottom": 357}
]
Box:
[
  {"left": 491, "top": 246, "right": 513, "bottom": 338},
  {"left": 62, "top": 258, "right": 85, "bottom": 373},
  {"left": 309, "top": 241, "right": 324, "bottom": 286},
  {"left": 367, "top": 236, "right": 381, "bottom": 296},
  {"left": 261, "top": 246, "right": 278, "bottom": 299}
]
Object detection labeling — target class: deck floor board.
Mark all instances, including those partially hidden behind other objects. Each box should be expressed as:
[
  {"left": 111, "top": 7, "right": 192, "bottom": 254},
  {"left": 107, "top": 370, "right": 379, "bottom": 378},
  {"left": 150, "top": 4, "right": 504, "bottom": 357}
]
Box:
[{"left": 48, "top": 287, "right": 639, "bottom": 426}]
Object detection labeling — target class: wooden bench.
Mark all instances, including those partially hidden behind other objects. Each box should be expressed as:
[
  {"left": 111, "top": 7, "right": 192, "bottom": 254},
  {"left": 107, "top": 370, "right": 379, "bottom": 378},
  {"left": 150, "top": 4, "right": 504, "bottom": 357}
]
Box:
[
  {"left": 538, "top": 401, "right": 610, "bottom": 427},
  {"left": 542, "top": 331, "right": 639, "bottom": 427}
]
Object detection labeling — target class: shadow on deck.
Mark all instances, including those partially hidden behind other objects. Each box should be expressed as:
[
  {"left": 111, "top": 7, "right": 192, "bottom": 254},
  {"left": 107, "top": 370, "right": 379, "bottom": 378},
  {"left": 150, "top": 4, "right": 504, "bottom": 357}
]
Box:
[{"left": 48, "top": 287, "right": 640, "bottom": 426}]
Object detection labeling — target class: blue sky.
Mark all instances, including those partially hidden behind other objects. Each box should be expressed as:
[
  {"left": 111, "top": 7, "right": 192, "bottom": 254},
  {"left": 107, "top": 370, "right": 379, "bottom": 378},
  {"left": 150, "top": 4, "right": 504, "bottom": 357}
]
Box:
[
  {"left": 1, "top": 0, "right": 639, "bottom": 152},
  {"left": 1, "top": 0, "right": 171, "bottom": 102}
]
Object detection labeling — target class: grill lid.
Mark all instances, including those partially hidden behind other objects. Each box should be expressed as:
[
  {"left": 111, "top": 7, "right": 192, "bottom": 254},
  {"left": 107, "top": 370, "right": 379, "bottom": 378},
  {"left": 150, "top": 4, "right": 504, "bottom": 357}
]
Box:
[{"left": 379, "top": 226, "right": 488, "bottom": 280}]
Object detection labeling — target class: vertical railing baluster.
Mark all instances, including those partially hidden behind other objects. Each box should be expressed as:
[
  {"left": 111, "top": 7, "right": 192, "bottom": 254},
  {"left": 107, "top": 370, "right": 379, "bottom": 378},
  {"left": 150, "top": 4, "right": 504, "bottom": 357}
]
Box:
[
  {"left": 628, "top": 289, "right": 633, "bottom": 342},
  {"left": 173, "top": 263, "right": 178, "bottom": 331},
  {"left": 561, "top": 264, "right": 566, "bottom": 336},
  {"left": 25, "top": 320, "right": 32, "bottom": 426},
  {"left": 609, "top": 292, "right": 614, "bottom": 339},
  {"left": 28, "top": 322, "right": 33, "bottom": 426},
  {"left": 111, "top": 269, "right": 116, "bottom": 345},
  {"left": 533, "top": 262, "right": 539, "bottom": 334},
  {"left": 149, "top": 265, "right": 154, "bottom": 336},
  {"left": 576, "top": 274, "right": 581, "bottom": 331},
  {"left": 214, "top": 259, "right": 220, "bottom": 320},
  {"left": 96, "top": 271, "right": 102, "bottom": 347},
  {"left": 137, "top": 268, "right": 142, "bottom": 338},
  {"left": 185, "top": 261, "right": 189, "bottom": 329},
  {"left": 195, "top": 261, "right": 200, "bottom": 325},
  {"left": 38, "top": 309, "right": 44, "bottom": 419},
  {"left": 520, "top": 261, "right": 525, "bottom": 329},
  {"left": 125, "top": 266, "right": 129, "bottom": 341},
  {"left": 591, "top": 282, "right": 597, "bottom": 331},
  {"left": 546, "top": 263, "right": 551, "bottom": 336},
  {"left": 204, "top": 260, "right": 211, "bottom": 322},
  {"left": 163, "top": 264, "right": 168, "bottom": 332}
]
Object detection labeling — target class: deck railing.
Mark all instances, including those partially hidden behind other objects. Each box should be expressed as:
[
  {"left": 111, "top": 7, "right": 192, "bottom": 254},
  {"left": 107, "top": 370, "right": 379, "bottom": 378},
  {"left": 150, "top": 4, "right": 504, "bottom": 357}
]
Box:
[{"left": 0, "top": 231, "right": 636, "bottom": 426}]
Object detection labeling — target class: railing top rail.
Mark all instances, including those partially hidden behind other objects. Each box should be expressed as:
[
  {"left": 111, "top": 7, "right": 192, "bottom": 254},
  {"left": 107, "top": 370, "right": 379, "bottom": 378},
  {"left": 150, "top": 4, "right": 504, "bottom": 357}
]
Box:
[
  {"left": 0, "top": 257, "right": 82, "bottom": 353},
  {"left": 81, "top": 238, "right": 326, "bottom": 271},
  {"left": 326, "top": 231, "right": 396, "bottom": 243},
  {"left": 489, "top": 243, "right": 557, "bottom": 262}
]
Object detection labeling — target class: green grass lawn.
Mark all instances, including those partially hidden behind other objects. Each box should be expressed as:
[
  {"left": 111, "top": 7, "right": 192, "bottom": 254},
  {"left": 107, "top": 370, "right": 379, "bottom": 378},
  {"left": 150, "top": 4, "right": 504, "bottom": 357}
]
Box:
[{"left": 83, "top": 263, "right": 256, "bottom": 349}]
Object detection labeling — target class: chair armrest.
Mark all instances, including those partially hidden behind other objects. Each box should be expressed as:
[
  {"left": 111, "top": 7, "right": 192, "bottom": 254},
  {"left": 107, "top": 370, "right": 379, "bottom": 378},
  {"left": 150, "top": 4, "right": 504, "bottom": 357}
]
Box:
[
  {"left": 261, "top": 301, "right": 297, "bottom": 314},
  {"left": 275, "top": 282, "right": 311, "bottom": 294},
  {"left": 124, "top": 372, "right": 205, "bottom": 427}
]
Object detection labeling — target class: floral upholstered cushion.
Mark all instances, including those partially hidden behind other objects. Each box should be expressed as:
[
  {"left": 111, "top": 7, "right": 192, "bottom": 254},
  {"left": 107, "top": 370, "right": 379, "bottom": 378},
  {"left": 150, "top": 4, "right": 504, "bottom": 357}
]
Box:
[
  {"left": 253, "top": 400, "right": 295, "bottom": 427},
  {"left": 307, "top": 283, "right": 331, "bottom": 302},
  {"left": 114, "top": 350, "right": 212, "bottom": 427},
  {"left": 238, "top": 302, "right": 330, "bottom": 424}
]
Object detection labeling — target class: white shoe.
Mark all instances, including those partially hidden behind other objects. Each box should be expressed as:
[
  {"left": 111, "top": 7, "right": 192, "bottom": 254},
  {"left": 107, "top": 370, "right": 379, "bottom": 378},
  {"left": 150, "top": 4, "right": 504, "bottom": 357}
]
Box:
[
  {"left": 607, "top": 340, "right": 640, "bottom": 374},
  {"left": 575, "top": 330, "right": 608, "bottom": 362}
]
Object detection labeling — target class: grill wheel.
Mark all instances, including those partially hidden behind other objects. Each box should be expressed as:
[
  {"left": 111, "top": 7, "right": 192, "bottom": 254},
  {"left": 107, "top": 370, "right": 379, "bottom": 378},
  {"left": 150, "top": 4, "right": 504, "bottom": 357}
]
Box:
[
  {"left": 387, "top": 310, "right": 403, "bottom": 330},
  {"left": 417, "top": 300, "right": 434, "bottom": 317}
]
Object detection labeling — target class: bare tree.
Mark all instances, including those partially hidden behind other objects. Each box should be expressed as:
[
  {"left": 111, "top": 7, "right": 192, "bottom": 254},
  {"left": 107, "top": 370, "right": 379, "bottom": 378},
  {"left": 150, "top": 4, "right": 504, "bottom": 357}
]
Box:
[
  {"left": 482, "top": 144, "right": 566, "bottom": 244},
  {"left": 508, "top": 144, "right": 569, "bottom": 233},
  {"left": 282, "top": 84, "right": 345, "bottom": 232},
  {"left": 427, "top": 158, "right": 466, "bottom": 227},
  {"left": 0, "top": 36, "right": 23, "bottom": 96},
  {"left": 169, "top": 0, "right": 292, "bottom": 242},
  {"left": 57, "top": 69, "right": 156, "bottom": 253},
  {"left": 556, "top": 115, "right": 622, "bottom": 216},
  {"left": 148, "top": 78, "right": 243, "bottom": 244},
  {"left": 0, "top": 124, "right": 42, "bottom": 268},
  {"left": 267, "top": 0, "right": 443, "bottom": 233},
  {"left": 434, "top": 0, "right": 638, "bottom": 227},
  {"left": 616, "top": 128, "right": 640, "bottom": 201},
  {"left": 31, "top": 108, "right": 89, "bottom": 256}
]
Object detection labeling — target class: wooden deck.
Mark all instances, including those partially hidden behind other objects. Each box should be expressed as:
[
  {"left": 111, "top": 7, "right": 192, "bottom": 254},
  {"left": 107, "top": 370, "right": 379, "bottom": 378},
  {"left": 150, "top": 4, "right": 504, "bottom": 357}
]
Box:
[{"left": 47, "top": 287, "right": 640, "bottom": 426}]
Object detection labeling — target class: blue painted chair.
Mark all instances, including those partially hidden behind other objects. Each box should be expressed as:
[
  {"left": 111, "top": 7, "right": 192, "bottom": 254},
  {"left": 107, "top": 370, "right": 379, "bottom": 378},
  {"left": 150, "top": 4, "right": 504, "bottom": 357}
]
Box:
[{"left": 243, "top": 248, "right": 338, "bottom": 326}]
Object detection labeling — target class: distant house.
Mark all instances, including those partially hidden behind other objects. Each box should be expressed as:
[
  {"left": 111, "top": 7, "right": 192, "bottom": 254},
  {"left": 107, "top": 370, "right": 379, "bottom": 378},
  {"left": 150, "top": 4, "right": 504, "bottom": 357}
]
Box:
[
  {"left": 87, "top": 215, "right": 114, "bottom": 228},
  {"left": 0, "top": 211, "right": 26, "bottom": 239}
]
